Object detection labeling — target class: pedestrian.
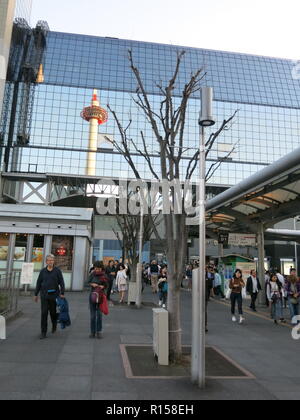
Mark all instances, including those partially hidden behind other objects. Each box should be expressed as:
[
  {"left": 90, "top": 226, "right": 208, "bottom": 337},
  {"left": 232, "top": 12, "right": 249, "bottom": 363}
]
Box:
[
  {"left": 186, "top": 265, "right": 193, "bottom": 291},
  {"left": 285, "top": 269, "right": 300, "bottom": 325},
  {"left": 206, "top": 265, "right": 215, "bottom": 301},
  {"left": 149, "top": 260, "right": 160, "bottom": 293},
  {"left": 246, "top": 269, "right": 262, "bottom": 312},
  {"left": 214, "top": 268, "right": 225, "bottom": 299},
  {"left": 158, "top": 267, "right": 168, "bottom": 308},
  {"left": 229, "top": 269, "right": 246, "bottom": 324},
  {"left": 88, "top": 261, "right": 108, "bottom": 339},
  {"left": 116, "top": 263, "right": 128, "bottom": 304},
  {"left": 205, "top": 266, "right": 215, "bottom": 333},
  {"left": 266, "top": 273, "right": 284, "bottom": 325},
  {"left": 265, "top": 270, "right": 271, "bottom": 307},
  {"left": 275, "top": 268, "right": 288, "bottom": 309},
  {"left": 34, "top": 254, "right": 65, "bottom": 340},
  {"left": 105, "top": 260, "right": 117, "bottom": 305}
]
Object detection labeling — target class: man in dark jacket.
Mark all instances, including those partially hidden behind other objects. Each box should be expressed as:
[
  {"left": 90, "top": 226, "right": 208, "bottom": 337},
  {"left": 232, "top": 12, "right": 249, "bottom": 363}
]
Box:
[
  {"left": 34, "top": 254, "right": 65, "bottom": 339},
  {"left": 246, "top": 269, "right": 262, "bottom": 312}
]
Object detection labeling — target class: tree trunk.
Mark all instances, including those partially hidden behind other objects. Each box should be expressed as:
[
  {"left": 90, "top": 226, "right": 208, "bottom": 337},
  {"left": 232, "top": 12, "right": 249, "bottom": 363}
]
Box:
[
  {"left": 167, "top": 268, "right": 182, "bottom": 363},
  {"left": 165, "top": 213, "right": 188, "bottom": 363}
]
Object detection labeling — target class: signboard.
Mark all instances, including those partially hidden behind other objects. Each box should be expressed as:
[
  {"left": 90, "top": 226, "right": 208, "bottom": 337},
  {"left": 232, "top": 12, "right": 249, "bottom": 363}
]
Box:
[
  {"left": 236, "top": 262, "right": 257, "bottom": 280},
  {"left": 228, "top": 234, "right": 257, "bottom": 247},
  {"left": 20, "top": 263, "right": 34, "bottom": 285},
  {"left": 218, "top": 233, "right": 229, "bottom": 246}
]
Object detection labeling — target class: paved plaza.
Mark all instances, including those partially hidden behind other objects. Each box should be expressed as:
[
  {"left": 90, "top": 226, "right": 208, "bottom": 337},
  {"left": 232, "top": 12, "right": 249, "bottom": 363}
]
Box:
[{"left": 0, "top": 287, "right": 299, "bottom": 400}]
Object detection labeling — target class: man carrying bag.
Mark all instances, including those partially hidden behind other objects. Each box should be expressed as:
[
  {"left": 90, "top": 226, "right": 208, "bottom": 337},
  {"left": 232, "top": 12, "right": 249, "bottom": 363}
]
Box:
[{"left": 34, "top": 254, "right": 65, "bottom": 339}]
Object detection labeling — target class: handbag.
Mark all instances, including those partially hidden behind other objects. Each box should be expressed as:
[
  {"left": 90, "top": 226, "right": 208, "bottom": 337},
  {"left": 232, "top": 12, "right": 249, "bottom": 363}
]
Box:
[
  {"left": 290, "top": 297, "right": 299, "bottom": 305},
  {"left": 225, "top": 288, "right": 232, "bottom": 299},
  {"left": 290, "top": 284, "right": 299, "bottom": 306},
  {"left": 99, "top": 294, "right": 109, "bottom": 315}
]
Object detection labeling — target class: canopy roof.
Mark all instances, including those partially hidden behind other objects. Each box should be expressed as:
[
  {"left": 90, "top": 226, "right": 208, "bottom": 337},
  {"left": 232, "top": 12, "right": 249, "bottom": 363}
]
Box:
[{"left": 188, "top": 146, "right": 300, "bottom": 235}]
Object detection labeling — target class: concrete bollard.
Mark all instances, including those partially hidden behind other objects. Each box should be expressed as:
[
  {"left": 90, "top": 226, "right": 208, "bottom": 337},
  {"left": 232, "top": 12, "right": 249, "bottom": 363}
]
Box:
[{"left": 0, "top": 315, "right": 6, "bottom": 340}]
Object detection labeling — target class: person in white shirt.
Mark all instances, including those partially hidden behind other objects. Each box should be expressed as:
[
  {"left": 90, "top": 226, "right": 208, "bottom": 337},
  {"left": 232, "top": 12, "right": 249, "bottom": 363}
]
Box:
[
  {"left": 116, "top": 264, "right": 128, "bottom": 304},
  {"left": 246, "top": 270, "right": 262, "bottom": 312},
  {"left": 276, "top": 268, "right": 287, "bottom": 309},
  {"left": 266, "top": 273, "right": 284, "bottom": 324}
]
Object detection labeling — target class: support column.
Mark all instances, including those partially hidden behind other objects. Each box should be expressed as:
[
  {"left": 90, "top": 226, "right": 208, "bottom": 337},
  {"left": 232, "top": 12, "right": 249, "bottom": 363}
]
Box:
[
  {"left": 42, "top": 235, "right": 52, "bottom": 267},
  {"left": 73, "top": 237, "right": 89, "bottom": 291},
  {"left": 257, "top": 224, "right": 266, "bottom": 305}
]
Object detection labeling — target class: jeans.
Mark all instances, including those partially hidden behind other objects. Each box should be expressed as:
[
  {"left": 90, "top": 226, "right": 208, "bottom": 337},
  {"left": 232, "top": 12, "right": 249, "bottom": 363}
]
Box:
[
  {"left": 158, "top": 291, "right": 167, "bottom": 305},
  {"left": 271, "top": 299, "right": 283, "bottom": 320},
  {"left": 41, "top": 297, "right": 57, "bottom": 334},
  {"left": 89, "top": 297, "right": 102, "bottom": 334},
  {"left": 288, "top": 297, "right": 300, "bottom": 323},
  {"left": 231, "top": 293, "right": 243, "bottom": 315}
]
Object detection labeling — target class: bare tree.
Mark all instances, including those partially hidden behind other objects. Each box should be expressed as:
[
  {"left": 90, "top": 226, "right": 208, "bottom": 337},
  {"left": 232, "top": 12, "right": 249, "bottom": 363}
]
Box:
[
  {"left": 113, "top": 213, "right": 160, "bottom": 284},
  {"left": 107, "top": 50, "right": 237, "bottom": 362}
]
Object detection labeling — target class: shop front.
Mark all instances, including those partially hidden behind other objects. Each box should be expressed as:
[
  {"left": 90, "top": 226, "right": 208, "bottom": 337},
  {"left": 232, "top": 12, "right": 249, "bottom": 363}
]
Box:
[{"left": 0, "top": 204, "right": 93, "bottom": 291}]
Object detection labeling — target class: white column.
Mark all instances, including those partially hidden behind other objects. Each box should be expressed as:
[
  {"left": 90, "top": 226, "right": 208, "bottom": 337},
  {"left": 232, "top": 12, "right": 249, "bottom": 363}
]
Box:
[{"left": 86, "top": 117, "right": 98, "bottom": 176}]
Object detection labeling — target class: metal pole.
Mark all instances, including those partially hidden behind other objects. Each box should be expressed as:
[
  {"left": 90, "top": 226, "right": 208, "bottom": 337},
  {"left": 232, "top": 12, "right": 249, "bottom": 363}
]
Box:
[
  {"left": 257, "top": 224, "right": 266, "bottom": 305},
  {"left": 191, "top": 267, "right": 200, "bottom": 383},
  {"left": 294, "top": 218, "right": 298, "bottom": 274},
  {"left": 198, "top": 126, "right": 206, "bottom": 388},
  {"left": 136, "top": 189, "right": 144, "bottom": 308}
]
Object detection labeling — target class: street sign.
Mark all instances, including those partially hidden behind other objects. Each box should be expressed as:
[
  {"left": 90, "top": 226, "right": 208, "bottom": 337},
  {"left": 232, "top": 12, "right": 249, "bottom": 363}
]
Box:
[{"left": 228, "top": 234, "right": 256, "bottom": 247}]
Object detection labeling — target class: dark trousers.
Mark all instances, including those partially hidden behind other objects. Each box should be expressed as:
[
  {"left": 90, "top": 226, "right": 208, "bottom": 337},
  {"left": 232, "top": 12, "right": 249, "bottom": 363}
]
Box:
[
  {"left": 231, "top": 293, "right": 243, "bottom": 315},
  {"left": 250, "top": 292, "right": 258, "bottom": 310},
  {"left": 214, "top": 286, "right": 225, "bottom": 299},
  {"left": 106, "top": 278, "right": 113, "bottom": 301},
  {"left": 89, "top": 300, "right": 102, "bottom": 334},
  {"left": 41, "top": 297, "right": 57, "bottom": 334}
]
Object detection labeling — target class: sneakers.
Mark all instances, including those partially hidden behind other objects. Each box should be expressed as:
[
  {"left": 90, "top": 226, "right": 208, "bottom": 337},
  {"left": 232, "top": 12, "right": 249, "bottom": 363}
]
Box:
[
  {"left": 239, "top": 316, "right": 245, "bottom": 324},
  {"left": 232, "top": 316, "right": 237, "bottom": 322},
  {"left": 96, "top": 332, "right": 103, "bottom": 339},
  {"left": 158, "top": 301, "right": 162, "bottom": 307},
  {"left": 162, "top": 304, "right": 166, "bottom": 309}
]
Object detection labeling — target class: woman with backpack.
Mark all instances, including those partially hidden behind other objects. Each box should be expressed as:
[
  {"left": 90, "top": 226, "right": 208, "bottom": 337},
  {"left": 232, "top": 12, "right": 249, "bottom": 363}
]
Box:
[
  {"left": 88, "top": 261, "right": 108, "bottom": 339},
  {"left": 266, "top": 273, "right": 284, "bottom": 325},
  {"left": 116, "top": 264, "right": 128, "bottom": 304},
  {"left": 229, "top": 269, "right": 246, "bottom": 324}
]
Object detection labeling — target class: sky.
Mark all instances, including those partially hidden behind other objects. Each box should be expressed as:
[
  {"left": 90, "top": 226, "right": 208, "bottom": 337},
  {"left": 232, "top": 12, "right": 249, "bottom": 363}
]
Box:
[{"left": 30, "top": 0, "right": 300, "bottom": 60}]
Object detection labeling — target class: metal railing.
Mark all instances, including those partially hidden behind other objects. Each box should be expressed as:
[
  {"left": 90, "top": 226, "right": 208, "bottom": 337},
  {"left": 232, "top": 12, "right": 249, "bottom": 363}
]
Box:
[{"left": 0, "top": 272, "right": 21, "bottom": 317}]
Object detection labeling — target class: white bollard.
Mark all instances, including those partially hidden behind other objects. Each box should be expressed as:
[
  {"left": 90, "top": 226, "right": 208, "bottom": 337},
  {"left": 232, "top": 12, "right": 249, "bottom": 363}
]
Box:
[{"left": 0, "top": 315, "right": 6, "bottom": 340}]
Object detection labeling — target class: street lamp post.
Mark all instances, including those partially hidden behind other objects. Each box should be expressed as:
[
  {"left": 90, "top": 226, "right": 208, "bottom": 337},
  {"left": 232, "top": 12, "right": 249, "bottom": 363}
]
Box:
[
  {"left": 136, "top": 188, "right": 144, "bottom": 308},
  {"left": 191, "top": 87, "right": 215, "bottom": 388}
]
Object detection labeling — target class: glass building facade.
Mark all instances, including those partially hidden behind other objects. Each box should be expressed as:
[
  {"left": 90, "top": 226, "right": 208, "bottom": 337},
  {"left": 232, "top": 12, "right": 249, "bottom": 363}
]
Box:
[{"left": 1, "top": 32, "right": 300, "bottom": 186}]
